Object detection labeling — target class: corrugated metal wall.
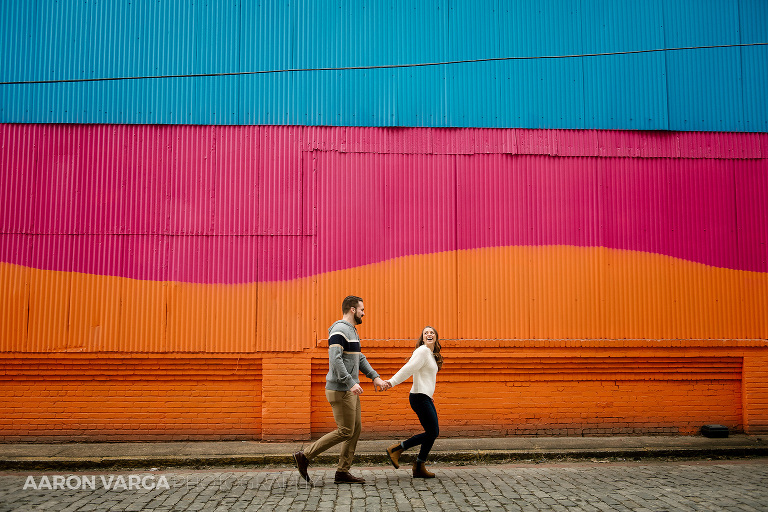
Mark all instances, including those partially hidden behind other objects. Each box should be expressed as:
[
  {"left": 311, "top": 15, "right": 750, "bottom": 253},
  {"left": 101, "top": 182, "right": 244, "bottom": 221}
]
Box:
[
  {"left": 2, "top": 125, "right": 766, "bottom": 352},
  {"left": 1, "top": 0, "right": 766, "bottom": 131}
]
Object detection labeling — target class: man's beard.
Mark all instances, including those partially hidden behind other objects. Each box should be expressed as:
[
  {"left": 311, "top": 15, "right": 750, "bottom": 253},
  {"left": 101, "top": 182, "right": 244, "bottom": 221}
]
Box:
[{"left": 354, "top": 314, "right": 363, "bottom": 325}]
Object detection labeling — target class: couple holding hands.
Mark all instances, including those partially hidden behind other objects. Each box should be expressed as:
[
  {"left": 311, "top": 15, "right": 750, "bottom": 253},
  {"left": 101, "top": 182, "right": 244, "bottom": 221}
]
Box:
[{"left": 294, "top": 295, "right": 443, "bottom": 485}]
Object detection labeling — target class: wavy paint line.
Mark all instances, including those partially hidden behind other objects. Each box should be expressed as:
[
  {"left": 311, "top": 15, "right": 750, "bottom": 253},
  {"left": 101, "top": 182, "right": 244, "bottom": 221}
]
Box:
[{"left": 1, "top": 245, "right": 765, "bottom": 353}]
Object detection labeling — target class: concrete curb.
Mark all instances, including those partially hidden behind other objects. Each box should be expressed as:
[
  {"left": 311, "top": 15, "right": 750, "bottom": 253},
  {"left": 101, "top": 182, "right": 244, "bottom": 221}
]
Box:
[{"left": 3, "top": 445, "right": 768, "bottom": 471}]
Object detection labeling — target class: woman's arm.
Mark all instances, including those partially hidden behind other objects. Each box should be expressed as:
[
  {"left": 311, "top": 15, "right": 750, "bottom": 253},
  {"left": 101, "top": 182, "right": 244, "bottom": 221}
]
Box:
[{"left": 387, "top": 346, "right": 430, "bottom": 388}]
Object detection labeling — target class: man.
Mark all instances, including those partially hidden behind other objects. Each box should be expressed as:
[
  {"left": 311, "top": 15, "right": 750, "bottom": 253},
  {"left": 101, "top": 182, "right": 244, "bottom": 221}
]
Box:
[{"left": 294, "top": 295, "right": 388, "bottom": 484}]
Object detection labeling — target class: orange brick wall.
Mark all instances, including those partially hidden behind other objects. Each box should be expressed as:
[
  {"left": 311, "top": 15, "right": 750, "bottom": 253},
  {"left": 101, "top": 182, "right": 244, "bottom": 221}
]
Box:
[
  {"left": 743, "top": 355, "right": 768, "bottom": 434},
  {"left": 436, "top": 380, "right": 742, "bottom": 437},
  {"left": 0, "top": 348, "right": 764, "bottom": 442},
  {"left": 0, "top": 357, "right": 262, "bottom": 442},
  {"left": 262, "top": 354, "right": 312, "bottom": 441},
  {"left": 312, "top": 350, "right": 745, "bottom": 439}
]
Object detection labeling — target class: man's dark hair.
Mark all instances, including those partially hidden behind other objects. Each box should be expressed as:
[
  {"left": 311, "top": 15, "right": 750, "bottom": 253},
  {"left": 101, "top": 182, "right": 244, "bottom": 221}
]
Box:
[{"left": 342, "top": 295, "right": 363, "bottom": 314}]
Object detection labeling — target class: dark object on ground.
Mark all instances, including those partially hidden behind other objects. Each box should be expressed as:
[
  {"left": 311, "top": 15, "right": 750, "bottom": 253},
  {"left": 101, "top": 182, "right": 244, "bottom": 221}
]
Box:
[
  {"left": 701, "top": 425, "right": 730, "bottom": 438},
  {"left": 334, "top": 471, "right": 366, "bottom": 484}
]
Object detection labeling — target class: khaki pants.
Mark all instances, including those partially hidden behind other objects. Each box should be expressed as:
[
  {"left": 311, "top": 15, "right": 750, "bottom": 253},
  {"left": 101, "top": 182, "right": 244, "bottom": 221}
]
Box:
[{"left": 303, "top": 389, "right": 362, "bottom": 472}]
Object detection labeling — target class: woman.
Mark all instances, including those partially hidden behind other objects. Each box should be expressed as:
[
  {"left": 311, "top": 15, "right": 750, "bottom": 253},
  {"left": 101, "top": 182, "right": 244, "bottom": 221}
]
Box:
[{"left": 384, "top": 326, "right": 443, "bottom": 478}]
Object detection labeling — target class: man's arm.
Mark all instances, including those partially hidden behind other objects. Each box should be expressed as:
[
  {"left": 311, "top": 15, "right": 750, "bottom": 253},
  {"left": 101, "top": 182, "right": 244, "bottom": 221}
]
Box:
[
  {"left": 359, "top": 353, "right": 388, "bottom": 391},
  {"left": 358, "top": 353, "right": 380, "bottom": 380}
]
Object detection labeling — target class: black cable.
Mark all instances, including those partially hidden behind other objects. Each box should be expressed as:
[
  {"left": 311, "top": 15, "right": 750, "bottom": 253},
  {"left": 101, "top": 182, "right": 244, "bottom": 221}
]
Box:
[{"left": 1, "top": 42, "right": 766, "bottom": 86}]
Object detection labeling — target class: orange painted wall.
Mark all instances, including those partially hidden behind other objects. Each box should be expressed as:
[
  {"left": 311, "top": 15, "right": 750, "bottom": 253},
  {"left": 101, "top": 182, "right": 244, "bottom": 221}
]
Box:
[
  {"left": 2, "top": 245, "right": 768, "bottom": 441},
  {"left": 313, "top": 350, "right": 745, "bottom": 438},
  {"left": 5, "top": 246, "right": 764, "bottom": 353},
  {"left": 743, "top": 356, "right": 768, "bottom": 434},
  {"left": 0, "top": 350, "right": 751, "bottom": 442},
  {"left": 1, "top": 244, "right": 766, "bottom": 441},
  {"left": 2, "top": 125, "right": 767, "bottom": 442},
  {"left": 0, "top": 357, "right": 262, "bottom": 442}
]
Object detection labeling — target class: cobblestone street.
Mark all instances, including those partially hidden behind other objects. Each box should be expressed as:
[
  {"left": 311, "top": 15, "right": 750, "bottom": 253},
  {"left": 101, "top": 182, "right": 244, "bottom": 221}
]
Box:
[{"left": 1, "top": 459, "right": 766, "bottom": 511}]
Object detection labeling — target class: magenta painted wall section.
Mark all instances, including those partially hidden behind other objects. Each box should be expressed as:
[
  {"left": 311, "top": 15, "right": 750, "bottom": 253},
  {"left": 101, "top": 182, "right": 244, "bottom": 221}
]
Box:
[
  {"left": 1, "top": 124, "right": 766, "bottom": 284},
  {"left": 736, "top": 160, "right": 768, "bottom": 272},
  {"left": 455, "top": 155, "right": 740, "bottom": 269},
  {"left": 312, "top": 152, "right": 457, "bottom": 276}
]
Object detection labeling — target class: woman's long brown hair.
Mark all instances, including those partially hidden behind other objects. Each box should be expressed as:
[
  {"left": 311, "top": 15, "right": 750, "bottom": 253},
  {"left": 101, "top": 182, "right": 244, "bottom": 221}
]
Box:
[{"left": 417, "top": 326, "right": 443, "bottom": 371}]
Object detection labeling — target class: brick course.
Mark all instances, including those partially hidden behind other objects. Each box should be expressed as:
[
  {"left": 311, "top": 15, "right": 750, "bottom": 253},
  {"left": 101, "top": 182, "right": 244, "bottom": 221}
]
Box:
[{"left": 0, "top": 348, "right": 763, "bottom": 441}]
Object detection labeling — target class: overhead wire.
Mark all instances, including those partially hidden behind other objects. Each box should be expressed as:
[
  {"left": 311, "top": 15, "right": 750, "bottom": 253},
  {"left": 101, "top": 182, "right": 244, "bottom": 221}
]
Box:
[{"left": 1, "top": 42, "right": 766, "bottom": 85}]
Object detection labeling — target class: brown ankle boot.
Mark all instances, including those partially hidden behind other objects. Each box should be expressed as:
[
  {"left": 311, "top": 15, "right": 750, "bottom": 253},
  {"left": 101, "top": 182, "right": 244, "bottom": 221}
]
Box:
[
  {"left": 386, "top": 442, "right": 403, "bottom": 469},
  {"left": 412, "top": 460, "right": 435, "bottom": 478},
  {"left": 334, "top": 471, "right": 366, "bottom": 484}
]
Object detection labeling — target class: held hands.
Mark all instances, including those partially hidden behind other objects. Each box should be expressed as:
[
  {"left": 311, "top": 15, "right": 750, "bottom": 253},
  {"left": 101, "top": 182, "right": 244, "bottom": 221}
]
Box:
[
  {"left": 373, "top": 377, "right": 392, "bottom": 392},
  {"left": 352, "top": 379, "right": 390, "bottom": 395}
]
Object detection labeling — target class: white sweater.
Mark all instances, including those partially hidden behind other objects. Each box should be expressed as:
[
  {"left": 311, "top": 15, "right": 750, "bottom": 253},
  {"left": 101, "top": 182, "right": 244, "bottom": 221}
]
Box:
[{"left": 387, "top": 345, "right": 439, "bottom": 398}]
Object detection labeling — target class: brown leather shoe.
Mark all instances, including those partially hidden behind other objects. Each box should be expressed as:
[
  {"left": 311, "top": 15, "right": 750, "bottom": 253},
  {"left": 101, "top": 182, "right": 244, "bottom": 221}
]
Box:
[
  {"left": 334, "top": 471, "right": 366, "bottom": 484},
  {"left": 293, "top": 451, "right": 310, "bottom": 483},
  {"left": 412, "top": 460, "right": 435, "bottom": 478},
  {"left": 386, "top": 442, "right": 403, "bottom": 469}
]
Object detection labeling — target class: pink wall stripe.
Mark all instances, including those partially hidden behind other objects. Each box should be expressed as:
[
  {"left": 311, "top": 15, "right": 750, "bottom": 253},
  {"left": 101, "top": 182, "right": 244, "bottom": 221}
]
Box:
[
  {"left": 1, "top": 124, "right": 766, "bottom": 283},
  {"left": 454, "top": 155, "right": 740, "bottom": 269}
]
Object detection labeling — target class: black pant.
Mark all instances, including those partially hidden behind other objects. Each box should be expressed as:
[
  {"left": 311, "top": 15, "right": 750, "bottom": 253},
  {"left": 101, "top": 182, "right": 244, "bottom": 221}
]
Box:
[{"left": 402, "top": 393, "right": 439, "bottom": 462}]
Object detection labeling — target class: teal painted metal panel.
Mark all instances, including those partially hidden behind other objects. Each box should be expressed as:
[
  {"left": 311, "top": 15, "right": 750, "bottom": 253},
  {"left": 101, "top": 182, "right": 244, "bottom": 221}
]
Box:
[
  {"left": 579, "top": 0, "right": 668, "bottom": 130},
  {"left": 663, "top": 0, "right": 745, "bottom": 132},
  {"left": 492, "top": 0, "right": 587, "bottom": 129},
  {"left": 740, "top": 0, "right": 768, "bottom": 132},
  {"left": 0, "top": 0, "right": 766, "bottom": 131}
]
